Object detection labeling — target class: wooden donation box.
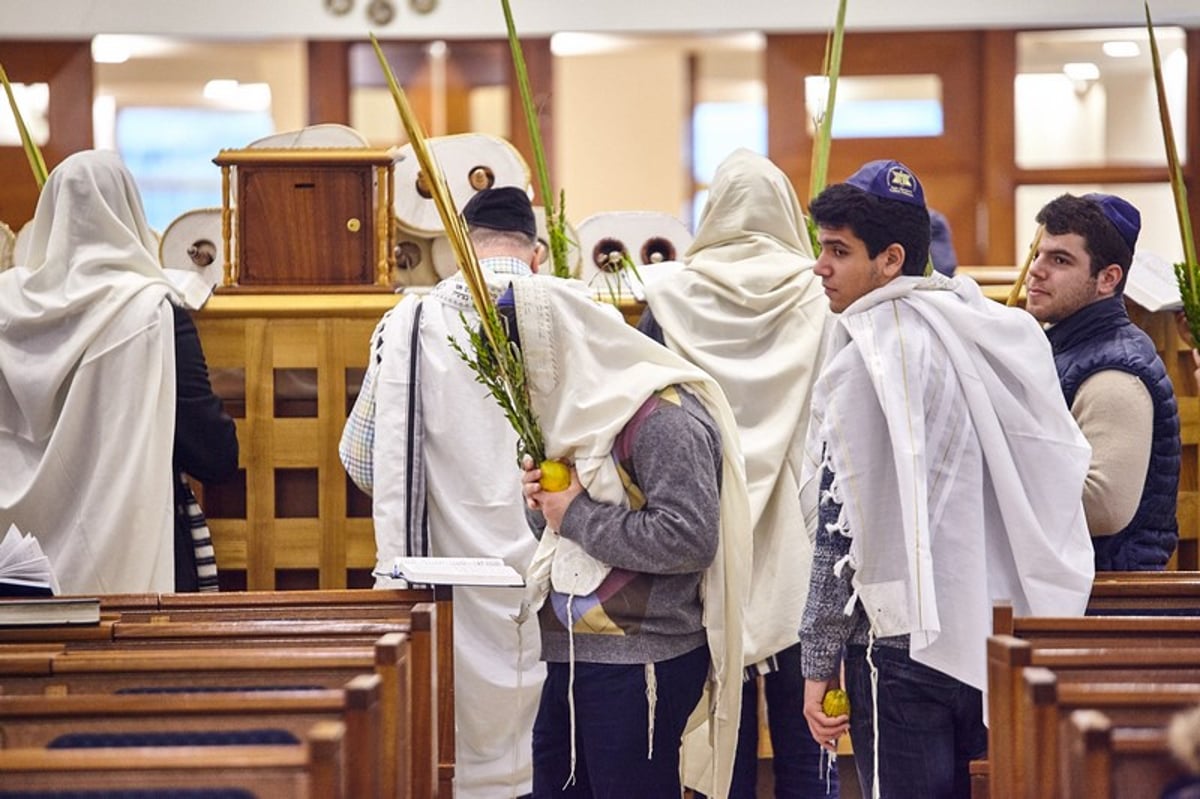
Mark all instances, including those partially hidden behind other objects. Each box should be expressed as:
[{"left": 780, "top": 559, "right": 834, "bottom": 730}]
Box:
[{"left": 213, "top": 147, "right": 398, "bottom": 289}]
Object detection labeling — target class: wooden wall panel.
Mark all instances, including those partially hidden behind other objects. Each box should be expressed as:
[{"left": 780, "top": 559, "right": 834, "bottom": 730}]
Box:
[
  {"left": 0, "top": 42, "right": 93, "bottom": 229},
  {"left": 307, "top": 41, "right": 351, "bottom": 125},
  {"left": 767, "top": 31, "right": 986, "bottom": 264}
]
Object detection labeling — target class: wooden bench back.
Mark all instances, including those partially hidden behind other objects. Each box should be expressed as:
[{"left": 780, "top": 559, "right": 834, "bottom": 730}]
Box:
[
  {"left": 1063, "top": 709, "right": 1188, "bottom": 799},
  {"left": 0, "top": 633, "right": 423, "bottom": 799},
  {"left": 0, "top": 674, "right": 382, "bottom": 799},
  {"left": 1020, "top": 669, "right": 1200, "bottom": 798},
  {"left": 987, "top": 634, "right": 1200, "bottom": 799},
  {"left": 0, "top": 719, "right": 346, "bottom": 797}
]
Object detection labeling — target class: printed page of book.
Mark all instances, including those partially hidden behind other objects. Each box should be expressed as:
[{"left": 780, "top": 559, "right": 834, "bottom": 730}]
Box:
[
  {"left": 380, "top": 556, "right": 525, "bottom": 587},
  {"left": 1125, "top": 251, "right": 1183, "bottom": 312}
]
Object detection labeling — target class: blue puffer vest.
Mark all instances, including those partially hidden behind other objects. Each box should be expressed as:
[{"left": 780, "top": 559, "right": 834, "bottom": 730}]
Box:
[{"left": 1046, "top": 296, "right": 1180, "bottom": 570}]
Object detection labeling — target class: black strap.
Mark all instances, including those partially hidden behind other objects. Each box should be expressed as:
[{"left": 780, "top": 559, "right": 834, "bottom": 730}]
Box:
[{"left": 404, "top": 302, "right": 428, "bottom": 558}]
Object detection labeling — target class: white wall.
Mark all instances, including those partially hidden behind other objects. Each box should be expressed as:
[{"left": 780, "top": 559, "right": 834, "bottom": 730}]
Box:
[{"left": 554, "top": 46, "right": 689, "bottom": 223}]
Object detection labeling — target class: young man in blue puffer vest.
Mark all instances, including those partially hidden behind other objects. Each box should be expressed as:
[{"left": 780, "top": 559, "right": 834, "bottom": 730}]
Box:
[{"left": 1024, "top": 192, "right": 1181, "bottom": 570}]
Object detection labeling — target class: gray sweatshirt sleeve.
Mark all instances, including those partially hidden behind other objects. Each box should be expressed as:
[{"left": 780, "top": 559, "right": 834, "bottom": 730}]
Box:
[
  {"left": 557, "top": 396, "right": 721, "bottom": 575},
  {"left": 800, "top": 474, "right": 856, "bottom": 681}
]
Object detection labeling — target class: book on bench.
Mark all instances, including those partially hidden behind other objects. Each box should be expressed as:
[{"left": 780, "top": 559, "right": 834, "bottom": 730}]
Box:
[
  {"left": 0, "top": 596, "right": 101, "bottom": 626},
  {"left": 0, "top": 523, "right": 59, "bottom": 598},
  {"left": 376, "top": 557, "right": 525, "bottom": 587}
]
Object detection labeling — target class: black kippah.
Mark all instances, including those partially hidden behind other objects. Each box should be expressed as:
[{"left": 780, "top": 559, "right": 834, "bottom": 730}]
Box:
[{"left": 463, "top": 186, "right": 537, "bottom": 239}]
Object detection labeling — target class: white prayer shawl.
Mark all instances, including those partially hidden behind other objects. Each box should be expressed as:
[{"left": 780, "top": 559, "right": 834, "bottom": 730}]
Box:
[
  {"left": 645, "top": 148, "right": 828, "bottom": 667},
  {"left": 512, "top": 275, "right": 751, "bottom": 799},
  {"left": 373, "top": 267, "right": 545, "bottom": 799},
  {"left": 0, "top": 150, "right": 180, "bottom": 594},
  {"left": 805, "top": 273, "right": 1095, "bottom": 692}
]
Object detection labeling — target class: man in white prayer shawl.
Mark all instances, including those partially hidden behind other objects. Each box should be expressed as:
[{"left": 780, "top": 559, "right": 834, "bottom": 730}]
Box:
[
  {"left": 639, "top": 148, "right": 834, "bottom": 797},
  {"left": 797, "top": 160, "right": 1095, "bottom": 799},
  {"left": 514, "top": 275, "right": 750, "bottom": 799},
  {"left": 340, "top": 186, "right": 548, "bottom": 799},
  {"left": 0, "top": 150, "right": 237, "bottom": 595}
]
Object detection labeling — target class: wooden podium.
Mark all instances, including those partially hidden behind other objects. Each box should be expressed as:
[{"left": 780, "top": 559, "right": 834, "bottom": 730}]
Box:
[{"left": 213, "top": 147, "right": 399, "bottom": 290}]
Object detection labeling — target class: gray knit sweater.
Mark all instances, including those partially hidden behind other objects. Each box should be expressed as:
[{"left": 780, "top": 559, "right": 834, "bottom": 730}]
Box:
[
  {"left": 528, "top": 386, "right": 722, "bottom": 665},
  {"left": 800, "top": 462, "right": 907, "bottom": 681}
]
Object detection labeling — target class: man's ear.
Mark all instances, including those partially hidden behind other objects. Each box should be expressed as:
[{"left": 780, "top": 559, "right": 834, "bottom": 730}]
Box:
[
  {"left": 880, "top": 242, "right": 906, "bottom": 279},
  {"left": 1096, "top": 263, "right": 1123, "bottom": 297}
]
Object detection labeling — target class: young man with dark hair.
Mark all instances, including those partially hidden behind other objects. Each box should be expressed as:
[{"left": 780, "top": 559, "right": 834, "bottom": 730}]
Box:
[
  {"left": 1025, "top": 192, "right": 1181, "bottom": 570},
  {"left": 799, "top": 160, "right": 1096, "bottom": 798}
]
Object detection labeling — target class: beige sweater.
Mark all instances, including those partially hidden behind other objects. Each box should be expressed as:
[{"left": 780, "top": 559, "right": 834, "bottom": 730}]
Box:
[{"left": 1071, "top": 369, "right": 1153, "bottom": 536}]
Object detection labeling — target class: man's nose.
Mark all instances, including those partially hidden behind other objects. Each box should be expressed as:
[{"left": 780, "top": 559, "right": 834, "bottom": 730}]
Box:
[{"left": 1026, "top": 255, "right": 1046, "bottom": 281}]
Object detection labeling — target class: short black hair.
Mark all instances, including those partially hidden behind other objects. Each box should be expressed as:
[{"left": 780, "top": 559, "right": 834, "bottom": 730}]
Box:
[
  {"left": 809, "top": 183, "right": 931, "bottom": 276},
  {"left": 1035, "top": 193, "right": 1133, "bottom": 292}
]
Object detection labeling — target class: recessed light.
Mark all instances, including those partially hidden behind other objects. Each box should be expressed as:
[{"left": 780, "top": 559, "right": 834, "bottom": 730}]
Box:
[{"left": 1102, "top": 41, "right": 1141, "bottom": 58}]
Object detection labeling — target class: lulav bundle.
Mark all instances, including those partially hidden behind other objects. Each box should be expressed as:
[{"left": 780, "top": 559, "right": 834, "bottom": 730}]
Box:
[{"left": 370, "top": 34, "right": 546, "bottom": 466}]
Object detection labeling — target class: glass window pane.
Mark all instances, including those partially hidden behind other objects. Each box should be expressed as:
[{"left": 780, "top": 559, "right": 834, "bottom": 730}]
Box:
[
  {"left": 804, "top": 75, "right": 943, "bottom": 139},
  {"left": 1015, "top": 183, "right": 1184, "bottom": 265},
  {"left": 0, "top": 82, "right": 49, "bottom": 146},
  {"left": 1016, "top": 27, "right": 1187, "bottom": 169},
  {"left": 117, "top": 107, "right": 275, "bottom": 231}
]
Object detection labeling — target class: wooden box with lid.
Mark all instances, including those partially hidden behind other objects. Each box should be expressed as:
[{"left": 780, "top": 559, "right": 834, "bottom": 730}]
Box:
[{"left": 213, "top": 147, "right": 399, "bottom": 290}]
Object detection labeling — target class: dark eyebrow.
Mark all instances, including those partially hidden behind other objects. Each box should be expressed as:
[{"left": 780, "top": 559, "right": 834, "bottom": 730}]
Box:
[{"left": 1039, "top": 246, "right": 1077, "bottom": 261}]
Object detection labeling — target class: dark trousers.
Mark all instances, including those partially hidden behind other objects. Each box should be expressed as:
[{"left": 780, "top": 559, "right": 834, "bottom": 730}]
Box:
[
  {"left": 845, "top": 644, "right": 988, "bottom": 799},
  {"left": 698, "top": 643, "right": 835, "bottom": 798},
  {"left": 532, "top": 644, "right": 709, "bottom": 799}
]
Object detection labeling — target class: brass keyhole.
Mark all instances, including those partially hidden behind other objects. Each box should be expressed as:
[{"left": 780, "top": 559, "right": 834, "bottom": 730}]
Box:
[{"left": 347, "top": 218, "right": 362, "bottom": 232}]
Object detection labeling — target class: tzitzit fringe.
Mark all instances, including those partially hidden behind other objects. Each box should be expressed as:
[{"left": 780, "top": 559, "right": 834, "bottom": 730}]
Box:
[
  {"left": 867, "top": 632, "right": 882, "bottom": 799},
  {"left": 644, "top": 662, "right": 657, "bottom": 760},
  {"left": 512, "top": 619, "right": 526, "bottom": 799},
  {"left": 563, "top": 593, "right": 579, "bottom": 790}
]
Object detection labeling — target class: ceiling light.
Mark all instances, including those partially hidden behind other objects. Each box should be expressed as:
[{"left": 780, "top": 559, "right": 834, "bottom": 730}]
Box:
[
  {"left": 1063, "top": 62, "right": 1100, "bottom": 81},
  {"left": 91, "top": 37, "right": 131, "bottom": 64},
  {"left": 203, "top": 79, "right": 240, "bottom": 101},
  {"left": 1102, "top": 41, "right": 1141, "bottom": 58}
]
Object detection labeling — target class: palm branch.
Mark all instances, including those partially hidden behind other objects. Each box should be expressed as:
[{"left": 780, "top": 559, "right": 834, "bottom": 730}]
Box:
[
  {"left": 370, "top": 33, "right": 545, "bottom": 464},
  {"left": 1144, "top": 3, "right": 1200, "bottom": 341},
  {"left": 0, "top": 63, "right": 48, "bottom": 189}
]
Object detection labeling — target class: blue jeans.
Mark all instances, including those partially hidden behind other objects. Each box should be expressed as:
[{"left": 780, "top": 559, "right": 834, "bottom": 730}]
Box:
[
  {"left": 844, "top": 644, "right": 987, "bottom": 799},
  {"left": 532, "top": 644, "right": 709, "bottom": 799},
  {"left": 699, "top": 643, "right": 835, "bottom": 798}
]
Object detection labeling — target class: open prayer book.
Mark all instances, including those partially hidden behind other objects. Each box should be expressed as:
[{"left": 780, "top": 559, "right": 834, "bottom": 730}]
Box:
[
  {"left": 377, "top": 557, "right": 525, "bottom": 587},
  {"left": 0, "top": 523, "right": 59, "bottom": 597},
  {"left": 1125, "top": 250, "right": 1184, "bottom": 312}
]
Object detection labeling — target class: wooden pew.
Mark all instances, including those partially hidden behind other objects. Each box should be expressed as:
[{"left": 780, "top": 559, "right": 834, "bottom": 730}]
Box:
[
  {"left": 105, "top": 586, "right": 457, "bottom": 796},
  {"left": 2, "top": 601, "right": 441, "bottom": 797},
  {"left": 993, "top": 602, "right": 1200, "bottom": 647},
  {"left": 1088, "top": 571, "right": 1200, "bottom": 614},
  {"left": 0, "top": 634, "right": 423, "bottom": 799},
  {"left": 0, "top": 719, "right": 345, "bottom": 797},
  {"left": 986, "top": 635, "right": 1200, "bottom": 799},
  {"left": 3, "top": 588, "right": 455, "bottom": 797},
  {"left": 0, "top": 674, "right": 381, "bottom": 799},
  {"left": 1019, "top": 668, "right": 1200, "bottom": 798},
  {"left": 1063, "top": 709, "right": 1188, "bottom": 799}
]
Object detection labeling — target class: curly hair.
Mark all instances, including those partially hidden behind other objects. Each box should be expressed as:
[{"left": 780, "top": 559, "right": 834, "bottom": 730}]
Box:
[
  {"left": 1035, "top": 194, "right": 1134, "bottom": 292},
  {"left": 809, "top": 183, "right": 931, "bottom": 276}
]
